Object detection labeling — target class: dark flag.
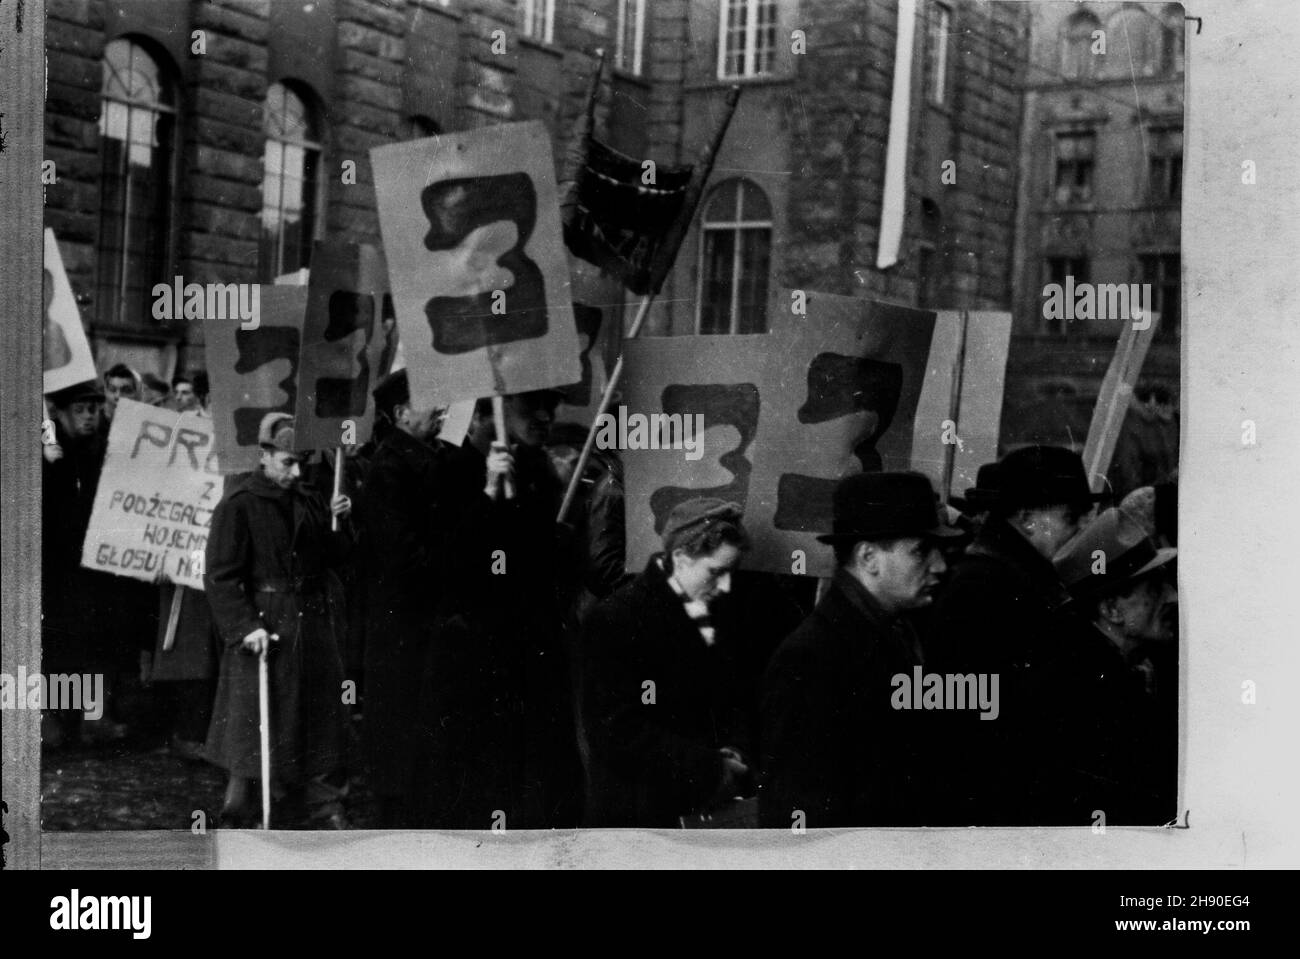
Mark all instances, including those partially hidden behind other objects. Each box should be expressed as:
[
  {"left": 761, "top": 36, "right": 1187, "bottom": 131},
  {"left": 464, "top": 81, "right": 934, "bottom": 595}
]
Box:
[{"left": 559, "top": 51, "right": 741, "bottom": 296}]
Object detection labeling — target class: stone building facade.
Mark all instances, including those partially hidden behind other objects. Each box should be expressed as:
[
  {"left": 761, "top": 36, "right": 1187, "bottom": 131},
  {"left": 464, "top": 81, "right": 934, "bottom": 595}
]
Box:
[
  {"left": 1004, "top": 0, "right": 1184, "bottom": 447},
  {"left": 44, "top": 0, "right": 667, "bottom": 378}
]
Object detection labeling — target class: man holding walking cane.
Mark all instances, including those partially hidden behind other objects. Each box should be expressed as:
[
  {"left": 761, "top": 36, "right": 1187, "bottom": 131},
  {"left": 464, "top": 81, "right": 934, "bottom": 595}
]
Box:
[{"left": 203, "top": 413, "right": 354, "bottom": 829}]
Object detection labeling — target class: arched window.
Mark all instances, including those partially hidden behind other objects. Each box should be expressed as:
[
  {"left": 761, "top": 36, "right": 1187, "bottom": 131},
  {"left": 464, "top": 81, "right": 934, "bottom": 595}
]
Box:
[
  {"left": 1161, "top": 4, "right": 1185, "bottom": 74},
  {"left": 698, "top": 179, "right": 771, "bottom": 334},
  {"left": 260, "top": 82, "right": 324, "bottom": 281},
  {"left": 97, "top": 38, "right": 177, "bottom": 329},
  {"left": 398, "top": 114, "right": 441, "bottom": 140},
  {"left": 1104, "top": 6, "right": 1160, "bottom": 78},
  {"left": 1060, "top": 11, "right": 1101, "bottom": 80}
]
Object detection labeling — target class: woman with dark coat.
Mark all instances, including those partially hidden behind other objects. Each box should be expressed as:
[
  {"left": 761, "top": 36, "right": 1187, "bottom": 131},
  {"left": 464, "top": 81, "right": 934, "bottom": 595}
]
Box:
[{"left": 580, "top": 498, "right": 755, "bottom": 828}]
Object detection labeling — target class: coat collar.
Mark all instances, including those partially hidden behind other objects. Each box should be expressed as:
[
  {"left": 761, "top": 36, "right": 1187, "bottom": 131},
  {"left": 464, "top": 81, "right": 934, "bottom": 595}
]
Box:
[{"left": 968, "top": 515, "right": 1071, "bottom": 608}]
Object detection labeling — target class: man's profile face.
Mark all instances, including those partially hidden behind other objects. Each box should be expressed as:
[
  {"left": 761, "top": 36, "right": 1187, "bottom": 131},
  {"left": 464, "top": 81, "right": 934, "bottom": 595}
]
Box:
[
  {"left": 870, "top": 536, "right": 947, "bottom": 611},
  {"left": 174, "top": 383, "right": 197, "bottom": 411},
  {"left": 1019, "top": 504, "right": 1082, "bottom": 560},
  {"left": 1108, "top": 573, "right": 1177, "bottom": 644},
  {"left": 398, "top": 403, "right": 443, "bottom": 445},
  {"left": 59, "top": 400, "right": 100, "bottom": 439},
  {"left": 260, "top": 450, "right": 302, "bottom": 489}
]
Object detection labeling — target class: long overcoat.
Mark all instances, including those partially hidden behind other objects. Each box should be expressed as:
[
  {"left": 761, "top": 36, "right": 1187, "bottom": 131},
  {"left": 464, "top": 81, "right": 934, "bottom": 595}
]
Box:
[
  {"left": 422, "top": 441, "right": 583, "bottom": 828},
  {"left": 759, "top": 569, "right": 934, "bottom": 828},
  {"left": 202, "top": 471, "right": 352, "bottom": 785},
  {"left": 923, "top": 515, "right": 1074, "bottom": 824},
  {"left": 358, "top": 428, "right": 448, "bottom": 803},
  {"left": 580, "top": 556, "right": 752, "bottom": 827}
]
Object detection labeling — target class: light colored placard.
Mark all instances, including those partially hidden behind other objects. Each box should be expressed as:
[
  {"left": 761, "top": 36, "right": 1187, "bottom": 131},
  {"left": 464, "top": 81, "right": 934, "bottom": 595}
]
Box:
[
  {"left": 41, "top": 228, "right": 97, "bottom": 394},
  {"left": 1083, "top": 312, "right": 1161, "bottom": 492},
  {"left": 371, "top": 122, "right": 581, "bottom": 408},
  {"left": 204, "top": 286, "right": 307, "bottom": 474},
  {"left": 293, "top": 242, "right": 391, "bottom": 451},
  {"left": 622, "top": 291, "right": 936, "bottom": 577},
  {"left": 911, "top": 311, "right": 1013, "bottom": 499},
  {"left": 80, "top": 399, "right": 223, "bottom": 590}
]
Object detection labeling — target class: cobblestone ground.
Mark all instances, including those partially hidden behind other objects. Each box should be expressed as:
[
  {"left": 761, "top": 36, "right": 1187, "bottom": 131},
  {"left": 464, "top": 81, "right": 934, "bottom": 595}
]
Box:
[{"left": 41, "top": 720, "right": 375, "bottom": 831}]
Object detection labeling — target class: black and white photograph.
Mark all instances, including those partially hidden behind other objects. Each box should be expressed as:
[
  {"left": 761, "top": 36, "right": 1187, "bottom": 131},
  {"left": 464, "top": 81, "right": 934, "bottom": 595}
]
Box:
[{"left": 1, "top": 0, "right": 1297, "bottom": 892}]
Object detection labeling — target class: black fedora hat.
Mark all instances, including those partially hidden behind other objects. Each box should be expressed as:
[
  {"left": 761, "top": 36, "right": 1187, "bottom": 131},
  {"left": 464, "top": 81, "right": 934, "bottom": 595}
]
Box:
[
  {"left": 989, "top": 445, "right": 1104, "bottom": 512},
  {"left": 950, "top": 461, "right": 1000, "bottom": 514},
  {"left": 46, "top": 378, "right": 106, "bottom": 406},
  {"left": 817, "top": 471, "right": 964, "bottom": 544},
  {"left": 1053, "top": 507, "right": 1176, "bottom": 603}
]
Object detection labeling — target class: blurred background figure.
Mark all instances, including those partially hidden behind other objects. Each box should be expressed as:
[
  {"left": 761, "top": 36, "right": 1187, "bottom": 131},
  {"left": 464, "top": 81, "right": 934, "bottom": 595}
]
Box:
[{"left": 141, "top": 372, "right": 171, "bottom": 407}]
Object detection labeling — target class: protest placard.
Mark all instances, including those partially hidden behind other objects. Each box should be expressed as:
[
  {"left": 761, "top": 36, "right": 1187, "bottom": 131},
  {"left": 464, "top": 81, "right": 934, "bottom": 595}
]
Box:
[
  {"left": 42, "top": 228, "right": 98, "bottom": 395},
  {"left": 293, "top": 241, "right": 391, "bottom": 450},
  {"left": 1083, "top": 311, "right": 1162, "bottom": 492},
  {"left": 81, "top": 399, "right": 224, "bottom": 590},
  {"left": 621, "top": 290, "right": 936, "bottom": 577},
  {"left": 370, "top": 121, "right": 582, "bottom": 408},
  {"left": 205, "top": 286, "right": 307, "bottom": 473},
  {"left": 910, "top": 310, "right": 1013, "bottom": 501}
]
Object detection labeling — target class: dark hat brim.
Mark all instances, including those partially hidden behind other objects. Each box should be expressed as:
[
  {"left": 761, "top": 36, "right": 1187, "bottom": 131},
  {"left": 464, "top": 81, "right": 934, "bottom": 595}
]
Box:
[{"left": 1065, "top": 546, "right": 1177, "bottom": 604}]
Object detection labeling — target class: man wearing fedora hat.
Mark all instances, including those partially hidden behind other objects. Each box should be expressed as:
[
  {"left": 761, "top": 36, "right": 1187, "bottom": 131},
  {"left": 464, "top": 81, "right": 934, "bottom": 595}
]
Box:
[
  {"left": 203, "top": 412, "right": 355, "bottom": 827},
  {"left": 1029, "top": 507, "right": 1178, "bottom": 824},
  {"left": 926, "top": 445, "right": 1105, "bottom": 824},
  {"left": 760, "top": 471, "right": 963, "bottom": 828}
]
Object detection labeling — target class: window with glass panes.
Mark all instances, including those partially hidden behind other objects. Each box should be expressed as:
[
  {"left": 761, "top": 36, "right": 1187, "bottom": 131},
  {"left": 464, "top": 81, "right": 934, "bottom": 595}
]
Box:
[
  {"left": 718, "top": 0, "right": 777, "bottom": 79},
  {"left": 1140, "top": 254, "right": 1180, "bottom": 336},
  {"left": 926, "top": 3, "right": 952, "bottom": 107},
  {"left": 97, "top": 39, "right": 176, "bottom": 329},
  {"left": 1060, "top": 12, "right": 1100, "bottom": 80},
  {"left": 698, "top": 179, "right": 772, "bottom": 334},
  {"left": 615, "top": 0, "right": 645, "bottom": 75},
  {"left": 1147, "top": 128, "right": 1182, "bottom": 204},
  {"left": 1053, "top": 130, "right": 1096, "bottom": 204},
  {"left": 260, "top": 83, "right": 323, "bottom": 282},
  {"left": 522, "top": 0, "right": 555, "bottom": 44},
  {"left": 1044, "top": 255, "right": 1089, "bottom": 333}
]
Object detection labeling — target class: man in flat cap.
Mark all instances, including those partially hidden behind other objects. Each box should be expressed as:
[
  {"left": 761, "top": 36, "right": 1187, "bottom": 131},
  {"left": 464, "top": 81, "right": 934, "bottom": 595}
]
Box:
[
  {"left": 926, "top": 445, "right": 1104, "bottom": 824},
  {"left": 1030, "top": 507, "right": 1178, "bottom": 824},
  {"left": 203, "top": 413, "right": 355, "bottom": 827},
  {"left": 581, "top": 498, "right": 756, "bottom": 827},
  {"left": 760, "top": 472, "right": 962, "bottom": 828}
]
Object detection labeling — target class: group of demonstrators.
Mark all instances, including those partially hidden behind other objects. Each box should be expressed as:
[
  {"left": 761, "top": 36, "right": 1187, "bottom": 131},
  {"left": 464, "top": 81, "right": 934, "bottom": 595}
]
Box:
[{"left": 42, "top": 358, "right": 1178, "bottom": 830}]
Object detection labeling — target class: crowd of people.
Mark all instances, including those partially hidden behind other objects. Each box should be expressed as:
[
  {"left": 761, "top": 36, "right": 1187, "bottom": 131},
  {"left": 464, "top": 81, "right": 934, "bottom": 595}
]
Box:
[{"left": 41, "top": 363, "right": 1179, "bottom": 830}]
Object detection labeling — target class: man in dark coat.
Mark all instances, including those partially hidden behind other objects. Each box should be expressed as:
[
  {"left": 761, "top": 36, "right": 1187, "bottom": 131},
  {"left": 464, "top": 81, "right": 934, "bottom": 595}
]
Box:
[
  {"left": 1038, "top": 507, "right": 1178, "bottom": 825},
  {"left": 41, "top": 380, "right": 118, "bottom": 745},
  {"left": 760, "top": 472, "right": 962, "bottom": 828},
  {"left": 359, "top": 370, "right": 451, "bottom": 827},
  {"left": 924, "top": 445, "right": 1104, "bottom": 824},
  {"left": 581, "top": 498, "right": 755, "bottom": 828},
  {"left": 203, "top": 413, "right": 354, "bottom": 828},
  {"left": 423, "top": 391, "right": 583, "bottom": 829}
]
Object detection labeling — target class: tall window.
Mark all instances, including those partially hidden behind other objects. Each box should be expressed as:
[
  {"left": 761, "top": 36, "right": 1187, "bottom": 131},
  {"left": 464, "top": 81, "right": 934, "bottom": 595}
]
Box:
[
  {"left": 1108, "top": 6, "right": 1159, "bottom": 78},
  {"left": 926, "top": 2, "right": 952, "bottom": 107},
  {"left": 1147, "top": 127, "right": 1182, "bottom": 204},
  {"left": 615, "top": 0, "right": 646, "bottom": 75},
  {"left": 718, "top": 0, "right": 777, "bottom": 79},
  {"left": 97, "top": 38, "right": 176, "bottom": 329},
  {"left": 1141, "top": 254, "right": 1180, "bottom": 336},
  {"left": 1053, "top": 130, "right": 1096, "bottom": 204},
  {"left": 1060, "top": 11, "right": 1100, "bottom": 80},
  {"left": 260, "top": 82, "right": 323, "bottom": 281},
  {"left": 522, "top": 0, "right": 555, "bottom": 44},
  {"left": 1044, "top": 256, "right": 1089, "bottom": 334},
  {"left": 698, "top": 179, "right": 771, "bottom": 334}
]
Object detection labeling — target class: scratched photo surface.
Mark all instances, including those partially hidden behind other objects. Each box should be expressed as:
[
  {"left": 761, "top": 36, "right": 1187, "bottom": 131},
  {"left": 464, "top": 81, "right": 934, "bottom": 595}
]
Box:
[{"left": 30, "top": 0, "right": 1184, "bottom": 838}]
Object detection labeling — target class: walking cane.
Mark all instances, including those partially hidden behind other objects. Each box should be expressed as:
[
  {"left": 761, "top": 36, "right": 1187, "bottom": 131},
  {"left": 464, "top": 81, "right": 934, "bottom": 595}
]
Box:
[{"left": 258, "top": 636, "right": 277, "bottom": 830}]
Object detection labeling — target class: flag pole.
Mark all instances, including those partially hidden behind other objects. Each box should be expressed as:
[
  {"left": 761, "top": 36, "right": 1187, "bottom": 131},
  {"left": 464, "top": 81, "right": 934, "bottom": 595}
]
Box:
[
  {"left": 330, "top": 446, "right": 344, "bottom": 531},
  {"left": 556, "top": 83, "right": 742, "bottom": 524},
  {"left": 939, "top": 310, "right": 969, "bottom": 506},
  {"left": 162, "top": 585, "right": 184, "bottom": 652},
  {"left": 491, "top": 395, "right": 516, "bottom": 500}
]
